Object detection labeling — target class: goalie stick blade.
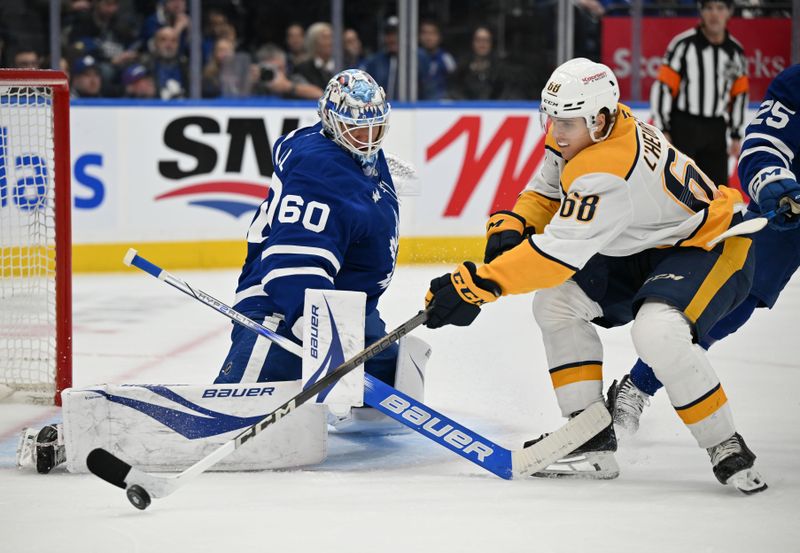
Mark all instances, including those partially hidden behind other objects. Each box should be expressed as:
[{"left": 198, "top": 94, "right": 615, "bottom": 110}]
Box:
[
  {"left": 87, "top": 448, "right": 183, "bottom": 500},
  {"left": 510, "top": 401, "right": 612, "bottom": 478},
  {"left": 86, "top": 448, "right": 131, "bottom": 489}
]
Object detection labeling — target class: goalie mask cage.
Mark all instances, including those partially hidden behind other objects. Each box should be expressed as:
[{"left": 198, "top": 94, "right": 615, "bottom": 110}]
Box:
[{"left": 0, "top": 69, "right": 72, "bottom": 405}]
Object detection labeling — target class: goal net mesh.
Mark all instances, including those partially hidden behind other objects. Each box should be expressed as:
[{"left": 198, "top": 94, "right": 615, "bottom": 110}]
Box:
[{"left": 0, "top": 84, "right": 58, "bottom": 396}]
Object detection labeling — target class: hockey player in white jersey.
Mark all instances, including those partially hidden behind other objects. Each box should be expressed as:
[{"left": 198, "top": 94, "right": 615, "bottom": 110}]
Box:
[{"left": 423, "top": 58, "right": 766, "bottom": 493}]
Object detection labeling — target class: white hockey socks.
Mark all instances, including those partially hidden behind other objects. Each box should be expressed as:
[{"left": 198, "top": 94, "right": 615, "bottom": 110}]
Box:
[{"left": 632, "top": 300, "right": 736, "bottom": 448}]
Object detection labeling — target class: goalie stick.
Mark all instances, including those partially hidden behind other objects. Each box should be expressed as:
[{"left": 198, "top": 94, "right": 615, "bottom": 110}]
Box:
[
  {"left": 88, "top": 250, "right": 610, "bottom": 508},
  {"left": 87, "top": 307, "right": 428, "bottom": 507}
]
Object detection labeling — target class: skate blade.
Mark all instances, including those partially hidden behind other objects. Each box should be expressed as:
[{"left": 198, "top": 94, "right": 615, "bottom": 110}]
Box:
[
  {"left": 532, "top": 451, "right": 620, "bottom": 480},
  {"left": 727, "top": 468, "right": 768, "bottom": 495},
  {"left": 612, "top": 417, "right": 639, "bottom": 436}
]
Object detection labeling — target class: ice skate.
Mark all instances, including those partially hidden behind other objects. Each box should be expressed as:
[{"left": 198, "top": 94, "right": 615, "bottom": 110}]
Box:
[
  {"left": 16, "top": 424, "right": 66, "bottom": 474},
  {"left": 526, "top": 390, "right": 619, "bottom": 480},
  {"left": 707, "top": 433, "right": 767, "bottom": 494},
  {"left": 611, "top": 374, "right": 650, "bottom": 434}
]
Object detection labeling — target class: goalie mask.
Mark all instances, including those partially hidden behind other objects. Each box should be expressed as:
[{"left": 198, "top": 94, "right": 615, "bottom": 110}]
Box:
[
  {"left": 319, "top": 69, "right": 391, "bottom": 167},
  {"left": 540, "top": 58, "right": 620, "bottom": 143}
]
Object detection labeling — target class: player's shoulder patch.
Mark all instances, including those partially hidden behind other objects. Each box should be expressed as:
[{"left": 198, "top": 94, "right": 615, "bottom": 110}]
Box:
[{"left": 561, "top": 105, "right": 638, "bottom": 191}]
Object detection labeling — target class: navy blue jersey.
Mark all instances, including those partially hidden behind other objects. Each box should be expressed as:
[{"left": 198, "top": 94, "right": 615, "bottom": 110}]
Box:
[
  {"left": 233, "top": 122, "right": 399, "bottom": 335},
  {"left": 740, "top": 64, "right": 800, "bottom": 208}
]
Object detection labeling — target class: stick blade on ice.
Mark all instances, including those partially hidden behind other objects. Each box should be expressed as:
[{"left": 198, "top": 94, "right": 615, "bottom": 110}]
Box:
[{"left": 86, "top": 448, "right": 132, "bottom": 489}]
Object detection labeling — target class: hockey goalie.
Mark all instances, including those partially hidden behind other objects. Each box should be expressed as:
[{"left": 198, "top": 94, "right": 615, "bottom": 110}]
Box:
[{"left": 17, "top": 290, "right": 430, "bottom": 474}]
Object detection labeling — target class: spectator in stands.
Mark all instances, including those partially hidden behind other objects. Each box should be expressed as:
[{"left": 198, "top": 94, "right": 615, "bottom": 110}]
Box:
[
  {"left": 343, "top": 28, "right": 365, "bottom": 69},
  {"left": 140, "top": 0, "right": 190, "bottom": 55},
  {"left": 122, "top": 63, "right": 156, "bottom": 98},
  {"left": 142, "top": 26, "right": 188, "bottom": 99},
  {"left": 201, "top": 7, "right": 232, "bottom": 63},
  {"left": 66, "top": 0, "right": 139, "bottom": 94},
  {"left": 418, "top": 19, "right": 456, "bottom": 100},
  {"left": 252, "top": 43, "right": 323, "bottom": 100},
  {"left": 450, "top": 26, "right": 507, "bottom": 100},
  {"left": 201, "top": 36, "right": 233, "bottom": 98},
  {"left": 201, "top": 36, "right": 252, "bottom": 98},
  {"left": 70, "top": 55, "right": 102, "bottom": 98},
  {"left": 284, "top": 23, "right": 307, "bottom": 75},
  {"left": 292, "top": 22, "right": 335, "bottom": 90},
  {"left": 362, "top": 16, "right": 400, "bottom": 98},
  {"left": 361, "top": 16, "right": 427, "bottom": 100},
  {"left": 12, "top": 47, "right": 41, "bottom": 69}
]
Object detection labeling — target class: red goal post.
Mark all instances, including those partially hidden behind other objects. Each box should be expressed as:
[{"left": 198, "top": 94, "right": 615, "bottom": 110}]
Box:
[{"left": 0, "top": 69, "right": 72, "bottom": 405}]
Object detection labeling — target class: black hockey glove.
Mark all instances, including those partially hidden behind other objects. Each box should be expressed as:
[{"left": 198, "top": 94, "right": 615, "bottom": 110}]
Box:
[
  {"left": 484, "top": 210, "right": 526, "bottom": 263},
  {"left": 424, "top": 261, "right": 501, "bottom": 329}
]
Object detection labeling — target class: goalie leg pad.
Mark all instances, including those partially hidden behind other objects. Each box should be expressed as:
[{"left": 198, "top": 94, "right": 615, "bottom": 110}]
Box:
[
  {"left": 61, "top": 382, "right": 327, "bottom": 473},
  {"left": 330, "top": 336, "right": 432, "bottom": 435}
]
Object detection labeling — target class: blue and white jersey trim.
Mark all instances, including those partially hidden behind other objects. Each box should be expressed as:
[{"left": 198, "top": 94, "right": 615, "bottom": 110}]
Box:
[{"left": 262, "top": 245, "right": 342, "bottom": 272}]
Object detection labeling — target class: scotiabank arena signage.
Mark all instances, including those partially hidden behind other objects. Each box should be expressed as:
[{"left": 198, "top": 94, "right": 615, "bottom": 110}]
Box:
[{"left": 602, "top": 17, "right": 791, "bottom": 102}]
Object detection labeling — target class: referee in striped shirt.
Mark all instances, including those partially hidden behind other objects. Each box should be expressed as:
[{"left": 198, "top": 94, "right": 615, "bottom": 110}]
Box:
[{"left": 650, "top": 0, "right": 748, "bottom": 186}]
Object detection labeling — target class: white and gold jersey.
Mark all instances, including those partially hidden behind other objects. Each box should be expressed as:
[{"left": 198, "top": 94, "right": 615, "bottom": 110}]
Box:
[{"left": 478, "top": 103, "right": 746, "bottom": 295}]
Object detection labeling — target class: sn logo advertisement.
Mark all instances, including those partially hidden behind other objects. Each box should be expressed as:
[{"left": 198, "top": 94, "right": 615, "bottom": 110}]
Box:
[
  {"left": 155, "top": 116, "right": 300, "bottom": 218},
  {"left": 0, "top": 114, "right": 302, "bottom": 217}
]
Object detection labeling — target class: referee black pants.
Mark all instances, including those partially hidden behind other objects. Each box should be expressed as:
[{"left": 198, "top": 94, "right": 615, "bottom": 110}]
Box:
[{"left": 669, "top": 112, "right": 729, "bottom": 186}]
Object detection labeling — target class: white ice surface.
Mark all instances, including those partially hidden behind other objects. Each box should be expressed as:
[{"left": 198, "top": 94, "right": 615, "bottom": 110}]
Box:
[{"left": 1, "top": 265, "right": 798, "bottom": 553}]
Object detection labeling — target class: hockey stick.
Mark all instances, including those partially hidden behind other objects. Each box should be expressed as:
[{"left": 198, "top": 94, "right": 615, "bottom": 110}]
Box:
[
  {"left": 122, "top": 249, "right": 303, "bottom": 357},
  {"left": 94, "top": 250, "right": 609, "bottom": 502},
  {"left": 706, "top": 205, "right": 788, "bottom": 248},
  {"left": 86, "top": 307, "right": 429, "bottom": 508},
  {"left": 118, "top": 249, "right": 609, "bottom": 480}
]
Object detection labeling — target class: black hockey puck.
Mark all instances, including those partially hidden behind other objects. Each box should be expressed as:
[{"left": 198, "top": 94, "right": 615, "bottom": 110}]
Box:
[{"left": 126, "top": 484, "right": 152, "bottom": 510}]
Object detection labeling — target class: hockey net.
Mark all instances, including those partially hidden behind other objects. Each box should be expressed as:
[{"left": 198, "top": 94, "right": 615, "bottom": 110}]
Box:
[{"left": 0, "top": 70, "right": 72, "bottom": 405}]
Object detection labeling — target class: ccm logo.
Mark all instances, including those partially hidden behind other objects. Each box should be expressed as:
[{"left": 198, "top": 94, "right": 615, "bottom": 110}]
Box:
[{"left": 380, "top": 394, "right": 494, "bottom": 462}]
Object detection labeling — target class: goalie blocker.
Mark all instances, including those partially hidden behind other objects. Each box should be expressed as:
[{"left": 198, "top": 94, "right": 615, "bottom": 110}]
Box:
[{"left": 18, "top": 290, "right": 431, "bottom": 473}]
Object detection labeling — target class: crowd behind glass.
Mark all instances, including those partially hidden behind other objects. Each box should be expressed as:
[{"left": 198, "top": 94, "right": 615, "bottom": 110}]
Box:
[{"left": 0, "top": 0, "right": 790, "bottom": 101}]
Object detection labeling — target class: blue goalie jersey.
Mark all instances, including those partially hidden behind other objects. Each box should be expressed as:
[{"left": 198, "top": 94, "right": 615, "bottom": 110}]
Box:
[
  {"left": 740, "top": 64, "right": 800, "bottom": 210},
  {"left": 233, "top": 122, "right": 399, "bottom": 336}
]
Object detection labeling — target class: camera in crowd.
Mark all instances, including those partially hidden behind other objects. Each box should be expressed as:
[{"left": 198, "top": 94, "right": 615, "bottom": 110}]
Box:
[{"left": 259, "top": 62, "right": 278, "bottom": 82}]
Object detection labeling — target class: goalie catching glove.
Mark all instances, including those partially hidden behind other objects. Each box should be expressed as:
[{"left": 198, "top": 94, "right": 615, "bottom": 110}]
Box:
[
  {"left": 484, "top": 210, "right": 526, "bottom": 263},
  {"left": 424, "top": 261, "right": 501, "bottom": 328}
]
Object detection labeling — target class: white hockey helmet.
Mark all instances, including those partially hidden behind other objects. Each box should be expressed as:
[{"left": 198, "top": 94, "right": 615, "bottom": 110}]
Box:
[
  {"left": 318, "top": 69, "right": 391, "bottom": 166},
  {"left": 539, "top": 58, "right": 620, "bottom": 142}
]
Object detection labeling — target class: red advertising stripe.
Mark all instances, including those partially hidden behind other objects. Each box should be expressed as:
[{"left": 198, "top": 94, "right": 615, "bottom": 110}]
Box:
[
  {"left": 602, "top": 17, "right": 791, "bottom": 102},
  {"left": 155, "top": 181, "right": 269, "bottom": 200}
]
